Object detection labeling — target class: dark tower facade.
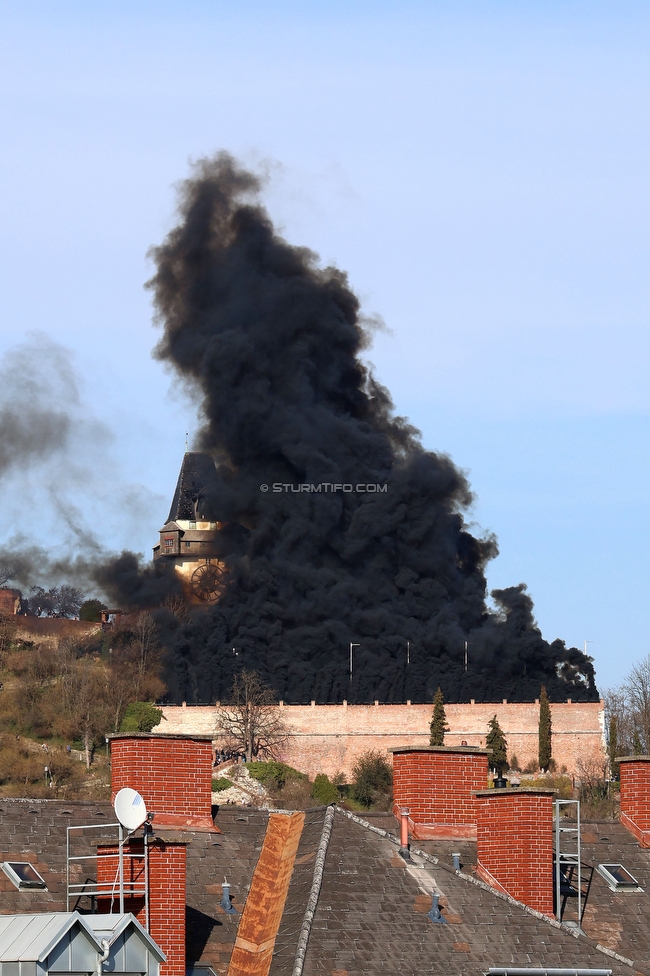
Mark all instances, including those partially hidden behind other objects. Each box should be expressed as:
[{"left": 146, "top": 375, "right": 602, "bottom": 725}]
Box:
[{"left": 152, "top": 453, "right": 226, "bottom": 605}]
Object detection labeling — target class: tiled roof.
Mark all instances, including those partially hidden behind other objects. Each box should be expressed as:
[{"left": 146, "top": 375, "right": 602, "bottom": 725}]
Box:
[{"left": 0, "top": 799, "right": 647, "bottom": 975}]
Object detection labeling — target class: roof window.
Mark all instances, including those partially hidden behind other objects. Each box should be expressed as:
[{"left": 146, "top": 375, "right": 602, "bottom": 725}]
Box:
[
  {"left": 2, "top": 861, "right": 47, "bottom": 889},
  {"left": 596, "top": 862, "right": 642, "bottom": 891}
]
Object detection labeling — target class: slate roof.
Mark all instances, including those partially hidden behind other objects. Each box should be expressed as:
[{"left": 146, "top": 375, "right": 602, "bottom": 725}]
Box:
[
  {"left": 0, "top": 799, "right": 647, "bottom": 975},
  {"left": 296, "top": 810, "right": 638, "bottom": 976},
  {"left": 166, "top": 453, "right": 218, "bottom": 523}
]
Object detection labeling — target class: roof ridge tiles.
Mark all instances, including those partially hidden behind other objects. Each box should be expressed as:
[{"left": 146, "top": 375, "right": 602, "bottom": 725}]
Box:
[{"left": 334, "top": 807, "right": 647, "bottom": 975}]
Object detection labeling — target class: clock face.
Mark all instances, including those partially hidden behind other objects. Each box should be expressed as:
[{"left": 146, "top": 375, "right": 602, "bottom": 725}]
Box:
[{"left": 190, "top": 562, "right": 226, "bottom": 601}]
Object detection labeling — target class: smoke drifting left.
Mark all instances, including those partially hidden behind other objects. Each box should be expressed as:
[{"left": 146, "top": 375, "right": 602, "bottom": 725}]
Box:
[{"left": 0, "top": 334, "right": 178, "bottom": 607}]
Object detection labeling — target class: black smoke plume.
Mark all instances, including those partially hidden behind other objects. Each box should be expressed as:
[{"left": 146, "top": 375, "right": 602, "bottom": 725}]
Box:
[{"left": 148, "top": 152, "right": 597, "bottom": 704}]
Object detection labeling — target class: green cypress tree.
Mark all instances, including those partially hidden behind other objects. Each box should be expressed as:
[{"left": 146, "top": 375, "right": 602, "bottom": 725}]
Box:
[
  {"left": 538, "top": 685, "right": 552, "bottom": 772},
  {"left": 607, "top": 715, "right": 619, "bottom": 780},
  {"left": 429, "top": 687, "right": 448, "bottom": 746},
  {"left": 486, "top": 715, "right": 508, "bottom": 775}
]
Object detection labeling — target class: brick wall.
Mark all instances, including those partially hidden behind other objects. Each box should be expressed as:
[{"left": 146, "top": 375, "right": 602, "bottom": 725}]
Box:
[
  {"left": 474, "top": 788, "right": 555, "bottom": 916},
  {"left": 155, "top": 700, "right": 605, "bottom": 779},
  {"left": 618, "top": 756, "right": 650, "bottom": 847},
  {"left": 110, "top": 734, "right": 215, "bottom": 831},
  {"left": 97, "top": 839, "right": 186, "bottom": 976},
  {"left": 390, "top": 747, "right": 489, "bottom": 839}
]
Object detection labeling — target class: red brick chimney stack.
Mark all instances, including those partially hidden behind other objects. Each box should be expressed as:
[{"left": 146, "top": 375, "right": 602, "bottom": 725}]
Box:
[
  {"left": 97, "top": 838, "right": 187, "bottom": 976},
  {"left": 109, "top": 733, "right": 216, "bottom": 831},
  {"left": 617, "top": 755, "right": 650, "bottom": 847},
  {"left": 389, "top": 746, "right": 490, "bottom": 840},
  {"left": 474, "top": 787, "right": 556, "bottom": 916}
]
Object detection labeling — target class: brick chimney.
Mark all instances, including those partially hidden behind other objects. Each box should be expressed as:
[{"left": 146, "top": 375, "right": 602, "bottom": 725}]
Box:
[
  {"left": 618, "top": 755, "right": 650, "bottom": 846},
  {"left": 388, "top": 746, "right": 490, "bottom": 840},
  {"left": 474, "top": 787, "right": 556, "bottom": 916},
  {"left": 97, "top": 837, "right": 187, "bottom": 976},
  {"left": 109, "top": 734, "right": 216, "bottom": 831}
]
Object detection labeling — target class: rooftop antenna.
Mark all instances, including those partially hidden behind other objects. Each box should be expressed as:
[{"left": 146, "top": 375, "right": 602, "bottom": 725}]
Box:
[
  {"left": 406, "top": 641, "right": 410, "bottom": 666},
  {"left": 185, "top": 431, "right": 189, "bottom": 452},
  {"left": 113, "top": 788, "right": 149, "bottom": 920},
  {"left": 584, "top": 639, "right": 593, "bottom": 656}
]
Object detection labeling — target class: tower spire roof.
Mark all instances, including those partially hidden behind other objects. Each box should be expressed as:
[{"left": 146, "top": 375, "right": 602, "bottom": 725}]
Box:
[{"left": 166, "top": 452, "right": 217, "bottom": 523}]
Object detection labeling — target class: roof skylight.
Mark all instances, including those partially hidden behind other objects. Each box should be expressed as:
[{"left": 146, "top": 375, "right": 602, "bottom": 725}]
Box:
[
  {"left": 2, "top": 861, "right": 47, "bottom": 889},
  {"left": 596, "top": 863, "right": 642, "bottom": 892}
]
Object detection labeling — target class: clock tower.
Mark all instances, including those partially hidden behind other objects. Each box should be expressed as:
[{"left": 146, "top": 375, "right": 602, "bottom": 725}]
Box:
[{"left": 153, "top": 452, "right": 227, "bottom": 605}]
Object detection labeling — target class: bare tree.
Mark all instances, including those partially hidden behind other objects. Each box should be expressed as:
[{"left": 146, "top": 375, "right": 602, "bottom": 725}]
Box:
[
  {"left": 163, "top": 593, "right": 190, "bottom": 624},
  {"left": 0, "top": 561, "right": 17, "bottom": 588},
  {"left": 0, "top": 611, "right": 17, "bottom": 659},
  {"left": 215, "top": 669, "right": 289, "bottom": 762},
  {"left": 624, "top": 654, "right": 650, "bottom": 753},
  {"left": 28, "top": 585, "right": 84, "bottom": 618}
]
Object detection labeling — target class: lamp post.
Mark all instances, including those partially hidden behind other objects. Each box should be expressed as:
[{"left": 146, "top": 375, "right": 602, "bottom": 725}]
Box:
[
  {"left": 349, "top": 643, "right": 360, "bottom": 678},
  {"left": 464, "top": 640, "right": 473, "bottom": 672}
]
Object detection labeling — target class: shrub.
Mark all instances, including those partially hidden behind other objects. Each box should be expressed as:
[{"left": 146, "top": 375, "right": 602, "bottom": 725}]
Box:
[
  {"left": 119, "top": 702, "right": 162, "bottom": 733},
  {"left": 247, "top": 761, "right": 307, "bottom": 790},
  {"left": 351, "top": 750, "right": 393, "bottom": 809},
  {"left": 79, "top": 600, "right": 107, "bottom": 623},
  {"left": 311, "top": 773, "right": 338, "bottom": 805},
  {"left": 211, "top": 777, "right": 234, "bottom": 792},
  {"left": 520, "top": 775, "right": 573, "bottom": 800}
]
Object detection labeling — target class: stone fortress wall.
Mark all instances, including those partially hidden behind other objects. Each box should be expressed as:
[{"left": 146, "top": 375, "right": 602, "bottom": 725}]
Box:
[{"left": 156, "top": 699, "right": 606, "bottom": 780}]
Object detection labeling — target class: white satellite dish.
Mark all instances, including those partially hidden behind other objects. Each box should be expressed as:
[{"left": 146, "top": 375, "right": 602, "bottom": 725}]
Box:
[{"left": 113, "top": 787, "right": 147, "bottom": 832}]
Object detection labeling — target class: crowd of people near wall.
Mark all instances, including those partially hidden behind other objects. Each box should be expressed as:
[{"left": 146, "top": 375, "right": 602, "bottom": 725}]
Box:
[{"left": 213, "top": 748, "right": 247, "bottom": 767}]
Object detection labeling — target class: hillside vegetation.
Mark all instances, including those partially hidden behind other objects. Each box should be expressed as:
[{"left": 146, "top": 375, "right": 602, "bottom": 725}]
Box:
[{"left": 0, "top": 609, "right": 165, "bottom": 798}]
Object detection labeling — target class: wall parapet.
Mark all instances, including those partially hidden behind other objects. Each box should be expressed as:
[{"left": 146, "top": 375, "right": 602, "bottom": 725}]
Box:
[{"left": 155, "top": 700, "right": 605, "bottom": 780}]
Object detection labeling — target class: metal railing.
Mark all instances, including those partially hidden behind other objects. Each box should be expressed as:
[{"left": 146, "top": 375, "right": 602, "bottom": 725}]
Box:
[
  {"left": 66, "top": 822, "right": 150, "bottom": 930},
  {"left": 554, "top": 798, "right": 581, "bottom": 926}
]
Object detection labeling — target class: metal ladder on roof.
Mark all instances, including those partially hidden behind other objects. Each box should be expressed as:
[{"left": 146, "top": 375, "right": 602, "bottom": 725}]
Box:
[{"left": 554, "top": 798, "right": 582, "bottom": 927}]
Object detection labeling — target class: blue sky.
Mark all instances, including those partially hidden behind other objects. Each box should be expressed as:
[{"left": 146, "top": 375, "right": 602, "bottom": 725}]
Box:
[{"left": 0, "top": 1, "right": 648, "bottom": 691}]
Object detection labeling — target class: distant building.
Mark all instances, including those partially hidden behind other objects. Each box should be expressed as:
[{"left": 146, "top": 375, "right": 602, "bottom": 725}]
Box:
[
  {"left": 0, "top": 588, "right": 22, "bottom": 614},
  {"left": 152, "top": 452, "right": 227, "bottom": 606}
]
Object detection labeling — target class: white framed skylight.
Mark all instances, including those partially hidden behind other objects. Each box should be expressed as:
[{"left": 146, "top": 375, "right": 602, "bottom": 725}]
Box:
[
  {"left": 2, "top": 861, "right": 47, "bottom": 889},
  {"left": 596, "top": 863, "right": 643, "bottom": 892}
]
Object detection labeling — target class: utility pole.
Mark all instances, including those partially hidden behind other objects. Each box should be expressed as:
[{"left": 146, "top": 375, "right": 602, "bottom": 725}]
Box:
[{"left": 349, "top": 643, "right": 360, "bottom": 678}]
